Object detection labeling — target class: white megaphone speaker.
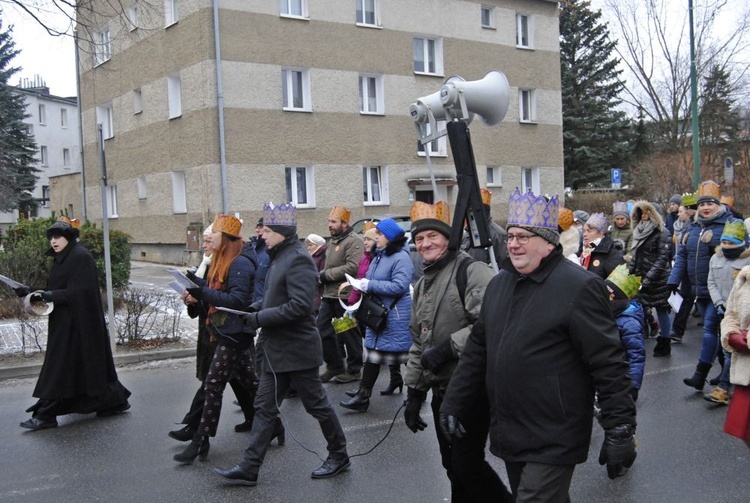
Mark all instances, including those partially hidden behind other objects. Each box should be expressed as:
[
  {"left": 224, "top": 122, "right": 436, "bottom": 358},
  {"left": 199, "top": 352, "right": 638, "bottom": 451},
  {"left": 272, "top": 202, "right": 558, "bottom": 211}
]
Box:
[
  {"left": 409, "top": 76, "right": 474, "bottom": 125},
  {"left": 439, "top": 70, "right": 510, "bottom": 126}
]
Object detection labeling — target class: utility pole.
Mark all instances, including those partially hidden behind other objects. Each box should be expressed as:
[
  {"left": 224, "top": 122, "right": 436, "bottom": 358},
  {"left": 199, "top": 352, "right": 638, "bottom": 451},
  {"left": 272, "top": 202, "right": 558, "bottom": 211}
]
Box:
[{"left": 689, "top": 0, "right": 701, "bottom": 190}]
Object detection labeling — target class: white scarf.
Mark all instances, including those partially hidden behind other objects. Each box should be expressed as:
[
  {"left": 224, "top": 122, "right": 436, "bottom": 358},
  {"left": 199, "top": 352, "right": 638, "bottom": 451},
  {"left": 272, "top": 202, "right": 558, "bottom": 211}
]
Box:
[{"left": 195, "top": 253, "right": 213, "bottom": 278}]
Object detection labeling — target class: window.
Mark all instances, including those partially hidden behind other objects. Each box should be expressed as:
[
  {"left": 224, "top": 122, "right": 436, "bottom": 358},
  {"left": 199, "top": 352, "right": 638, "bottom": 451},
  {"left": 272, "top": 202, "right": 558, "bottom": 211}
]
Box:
[
  {"left": 167, "top": 74, "right": 182, "bottom": 119},
  {"left": 285, "top": 166, "right": 315, "bottom": 207},
  {"left": 128, "top": 4, "right": 139, "bottom": 30},
  {"left": 171, "top": 171, "right": 187, "bottom": 213},
  {"left": 61, "top": 108, "right": 68, "bottom": 128},
  {"left": 363, "top": 166, "right": 389, "bottom": 205},
  {"left": 280, "top": 0, "right": 307, "bottom": 17},
  {"left": 41, "top": 186, "right": 50, "bottom": 208},
  {"left": 522, "top": 167, "right": 540, "bottom": 195},
  {"left": 27, "top": 124, "right": 33, "bottom": 135},
  {"left": 281, "top": 68, "right": 311, "bottom": 111},
  {"left": 133, "top": 88, "right": 142, "bottom": 114},
  {"left": 356, "top": 0, "right": 379, "bottom": 26},
  {"left": 96, "top": 103, "right": 114, "bottom": 140},
  {"left": 39, "top": 146, "right": 48, "bottom": 166},
  {"left": 486, "top": 166, "right": 502, "bottom": 187},
  {"left": 417, "top": 120, "right": 447, "bottom": 157},
  {"left": 165, "top": 0, "right": 179, "bottom": 26},
  {"left": 137, "top": 176, "right": 147, "bottom": 199},
  {"left": 93, "top": 27, "right": 111, "bottom": 66},
  {"left": 63, "top": 148, "right": 71, "bottom": 166},
  {"left": 516, "top": 14, "right": 533, "bottom": 48},
  {"left": 359, "top": 74, "right": 384, "bottom": 114},
  {"left": 106, "top": 185, "right": 118, "bottom": 218},
  {"left": 481, "top": 6, "right": 495, "bottom": 28},
  {"left": 413, "top": 36, "right": 443, "bottom": 75},
  {"left": 38, "top": 104, "right": 46, "bottom": 125},
  {"left": 519, "top": 89, "right": 537, "bottom": 123}
]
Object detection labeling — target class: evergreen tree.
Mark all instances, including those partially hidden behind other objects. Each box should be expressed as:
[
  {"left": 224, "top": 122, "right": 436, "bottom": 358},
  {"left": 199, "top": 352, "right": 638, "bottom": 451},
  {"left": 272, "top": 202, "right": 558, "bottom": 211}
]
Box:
[
  {"left": 0, "top": 17, "right": 38, "bottom": 213},
  {"left": 559, "top": 0, "right": 632, "bottom": 188},
  {"left": 700, "top": 65, "right": 740, "bottom": 145}
]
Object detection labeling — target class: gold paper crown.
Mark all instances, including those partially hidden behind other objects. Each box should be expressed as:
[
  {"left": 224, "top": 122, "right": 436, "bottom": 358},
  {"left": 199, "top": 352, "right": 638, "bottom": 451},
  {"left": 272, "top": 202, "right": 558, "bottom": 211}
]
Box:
[
  {"left": 212, "top": 214, "right": 242, "bottom": 238},
  {"left": 410, "top": 201, "right": 451, "bottom": 225},
  {"left": 682, "top": 192, "right": 698, "bottom": 208},
  {"left": 58, "top": 216, "right": 81, "bottom": 229},
  {"left": 481, "top": 188, "right": 492, "bottom": 206},
  {"left": 721, "top": 195, "right": 735, "bottom": 206},
  {"left": 331, "top": 313, "right": 358, "bottom": 334},
  {"left": 558, "top": 207, "right": 574, "bottom": 231},
  {"left": 606, "top": 264, "right": 642, "bottom": 300},
  {"left": 698, "top": 180, "right": 721, "bottom": 201},
  {"left": 362, "top": 221, "right": 376, "bottom": 232},
  {"left": 329, "top": 206, "right": 352, "bottom": 223}
]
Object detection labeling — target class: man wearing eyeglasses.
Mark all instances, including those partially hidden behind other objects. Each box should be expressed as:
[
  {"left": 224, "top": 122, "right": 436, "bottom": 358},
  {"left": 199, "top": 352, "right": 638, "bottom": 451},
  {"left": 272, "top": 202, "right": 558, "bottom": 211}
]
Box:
[{"left": 441, "top": 189, "right": 637, "bottom": 502}]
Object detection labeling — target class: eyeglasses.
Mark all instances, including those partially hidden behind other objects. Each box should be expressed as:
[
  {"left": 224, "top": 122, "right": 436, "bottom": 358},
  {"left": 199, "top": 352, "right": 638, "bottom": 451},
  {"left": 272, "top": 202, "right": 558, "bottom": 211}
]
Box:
[{"left": 506, "top": 233, "right": 536, "bottom": 245}]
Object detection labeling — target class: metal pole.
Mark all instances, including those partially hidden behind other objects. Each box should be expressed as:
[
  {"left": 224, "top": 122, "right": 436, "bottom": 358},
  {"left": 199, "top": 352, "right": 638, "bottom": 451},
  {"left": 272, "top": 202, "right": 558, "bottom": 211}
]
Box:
[
  {"left": 689, "top": 0, "right": 701, "bottom": 190},
  {"left": 213, "top": 0, "right": 229, "bottom": 214},
  {"left": 97, "top": 125, "right": 116, "bottom": 352},
  {"left": 74, "top": 29, "right": 87, "bottom": 220}
]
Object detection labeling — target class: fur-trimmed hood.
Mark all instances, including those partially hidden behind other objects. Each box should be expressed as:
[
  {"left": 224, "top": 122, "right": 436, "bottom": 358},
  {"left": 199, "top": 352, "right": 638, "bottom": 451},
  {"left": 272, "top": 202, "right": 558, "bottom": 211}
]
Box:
[{"left": 630, "top": 200, "right": 664, "bottom": 231}]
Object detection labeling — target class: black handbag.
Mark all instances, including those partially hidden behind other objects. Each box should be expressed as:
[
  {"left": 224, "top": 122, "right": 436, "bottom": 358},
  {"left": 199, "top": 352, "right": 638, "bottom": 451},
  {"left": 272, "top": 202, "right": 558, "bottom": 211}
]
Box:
[{"left": 355, "top": 294, "right": 401, "bottom": 332}]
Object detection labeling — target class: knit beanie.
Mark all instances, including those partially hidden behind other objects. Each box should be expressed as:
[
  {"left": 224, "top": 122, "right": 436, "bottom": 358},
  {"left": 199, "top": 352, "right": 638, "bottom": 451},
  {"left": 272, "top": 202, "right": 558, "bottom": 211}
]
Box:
[{"left": 376, "top": 218, "right": 405, "bottom": 242}]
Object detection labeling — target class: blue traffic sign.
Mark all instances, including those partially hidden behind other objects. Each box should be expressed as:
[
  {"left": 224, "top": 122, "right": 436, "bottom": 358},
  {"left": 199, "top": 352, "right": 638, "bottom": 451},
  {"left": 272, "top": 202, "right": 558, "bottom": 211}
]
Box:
[{"left": 611, "top": 168, "right": 621, "bottom": 184}]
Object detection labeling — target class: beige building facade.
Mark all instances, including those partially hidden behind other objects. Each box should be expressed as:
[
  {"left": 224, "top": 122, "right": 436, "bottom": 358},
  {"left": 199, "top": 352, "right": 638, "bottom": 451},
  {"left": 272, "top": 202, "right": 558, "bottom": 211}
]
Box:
[{"left": 77, "top": 0, "right": 563, "bottom": 264}]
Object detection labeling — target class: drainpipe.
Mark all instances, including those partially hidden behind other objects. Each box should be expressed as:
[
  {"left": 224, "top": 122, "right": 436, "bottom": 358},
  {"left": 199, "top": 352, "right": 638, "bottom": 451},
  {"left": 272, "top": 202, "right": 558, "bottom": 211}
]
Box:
[
  {"left": 212, "top": 0, "right": 229, "bottom": 214},
  {"left": 74, "top": 29, "right": 87, "bottom": 220}
]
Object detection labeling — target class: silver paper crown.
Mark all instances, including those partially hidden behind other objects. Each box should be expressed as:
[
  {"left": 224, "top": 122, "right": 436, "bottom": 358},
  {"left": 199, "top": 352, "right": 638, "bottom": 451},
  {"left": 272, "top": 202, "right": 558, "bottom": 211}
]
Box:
[
  {"left": 613, "top": 201, "right": 629, "bottom": 215},
  {"left": 262, "top": 202, "right": 297, "bottom": 226},
  {"left": 507, "top": 188, "right": 559, "bottom": 230}
]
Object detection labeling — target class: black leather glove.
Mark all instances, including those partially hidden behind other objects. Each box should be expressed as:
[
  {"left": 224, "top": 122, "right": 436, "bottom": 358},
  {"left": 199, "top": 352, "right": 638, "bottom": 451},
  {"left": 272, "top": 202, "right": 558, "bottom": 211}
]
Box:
[
  {"left": 599, "top": 424, "right": 637, "bottom": 479},
  {"left": 186, "top": 287, "right": 202, "bottom": 300},
  {"left": 185, "top": 269, "right": 199, "bottom": 284},
  {"left": 242, "top": 312, "right": 259, "bottom": 332},
  {"left": 715, "top": 304, "right": 726, "bottom": 317},
  {"left": 641, "top": 277, "right": 651, "bottom": 288},
  {"left": 667, "top": 283, "right": 679, "bottom": 294},
  {"left": 438, "top": 412, "right": 466, "bottom": 443},
  {"left": 13, "top": 286, "right": 30, "bottom": 297},
  {"left": 318, "top": 271, "right": 328, "bottom": 284},
  {"left": 420, "top": 339, "right": 454, "bottom": 371},
  {"left": 404, "top": 387, "right": 428, "bottom": 433}
]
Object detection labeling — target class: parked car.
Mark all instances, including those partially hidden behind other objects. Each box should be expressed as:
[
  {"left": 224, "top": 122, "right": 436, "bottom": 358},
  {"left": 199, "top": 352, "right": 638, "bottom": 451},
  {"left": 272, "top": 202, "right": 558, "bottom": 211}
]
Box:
[{"left": 350, "top": 215, "right": 412, "bottom": 242}]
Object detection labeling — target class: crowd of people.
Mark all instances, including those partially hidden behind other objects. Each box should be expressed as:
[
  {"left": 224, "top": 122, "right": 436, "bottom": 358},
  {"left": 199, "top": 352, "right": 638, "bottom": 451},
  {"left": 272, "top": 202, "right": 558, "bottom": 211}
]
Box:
[{"left": 13, "top": 177, "right": 750, "bottom": 502}]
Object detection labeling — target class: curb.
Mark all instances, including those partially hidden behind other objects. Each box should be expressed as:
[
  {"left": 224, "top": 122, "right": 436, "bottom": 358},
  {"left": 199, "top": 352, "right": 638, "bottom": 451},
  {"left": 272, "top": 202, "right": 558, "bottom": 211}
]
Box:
[{"left": 0, "top": 348, "right": 196, "bottom": 381}]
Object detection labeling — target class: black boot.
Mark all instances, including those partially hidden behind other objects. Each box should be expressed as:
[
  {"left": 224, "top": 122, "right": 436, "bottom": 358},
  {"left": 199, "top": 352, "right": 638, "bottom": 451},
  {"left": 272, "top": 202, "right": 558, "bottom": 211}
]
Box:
[
  {"left": 173, "top": 434, "right": 210, "bottom": 464},
  {"left": 683, "top": 362, "right": 712, "bottom": 391},
  {"left": 653, "top": 337, "right": 671, "bottom": 357},
  {"left": 272, "top": 417, "right": 285, "bottom": 446},
  {"left": 339, "top": 387, "right": 371, "bottom": 412},
  {"left": 169, "top": 424, "right": 196, "bottom": 442},
  {"left": 380, "top": 364, "right": 404, "bottom": 395}
]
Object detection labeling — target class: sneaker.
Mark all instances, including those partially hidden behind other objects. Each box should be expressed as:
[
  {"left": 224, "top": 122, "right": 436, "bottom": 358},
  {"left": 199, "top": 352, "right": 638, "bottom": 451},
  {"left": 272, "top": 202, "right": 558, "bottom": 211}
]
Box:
[
  {"left": 320, "top": 367, "right": 345, "bottom": 383},
  {"left": 703, "top": 387, "right": 729, "bottom": 405},
  {"left": 333, "top": 371, "right": 361, "bottom": 384}
]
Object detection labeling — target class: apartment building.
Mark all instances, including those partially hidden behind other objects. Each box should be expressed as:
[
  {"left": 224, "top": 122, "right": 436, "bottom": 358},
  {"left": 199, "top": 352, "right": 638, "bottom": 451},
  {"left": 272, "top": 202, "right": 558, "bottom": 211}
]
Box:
[{"left": 76, "top": 0, "right": 563, "bottom": 263}]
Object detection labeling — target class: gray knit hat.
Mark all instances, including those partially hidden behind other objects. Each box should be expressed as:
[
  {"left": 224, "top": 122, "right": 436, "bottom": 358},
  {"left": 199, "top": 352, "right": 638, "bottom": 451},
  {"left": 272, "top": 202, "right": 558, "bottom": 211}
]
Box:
[{"left": 669, "top": 194, "right": 682, "bottom": 206}]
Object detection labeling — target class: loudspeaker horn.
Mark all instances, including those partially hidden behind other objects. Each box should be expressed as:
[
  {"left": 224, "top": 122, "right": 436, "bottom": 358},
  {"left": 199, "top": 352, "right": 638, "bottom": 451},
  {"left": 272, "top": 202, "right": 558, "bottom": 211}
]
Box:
[
  {"left": 440, "top": 70, "right": 510, "bottom": 126},
  {"left": 409, "top": 76, "right": 474, "bottom": 124}
]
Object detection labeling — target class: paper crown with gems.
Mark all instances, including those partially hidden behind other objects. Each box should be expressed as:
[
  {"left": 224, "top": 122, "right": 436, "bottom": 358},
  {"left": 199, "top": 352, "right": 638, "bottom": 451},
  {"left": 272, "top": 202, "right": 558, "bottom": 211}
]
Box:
[
  {"left": 586, "top": 212, "right": 608, "bottom": 233},
  {"left": 682, "top": 192, "right": 698, "bottom": 209},
  {"left": 329, "top": 206, "right": 351, "bottom": 223},
  {"left": 613, "top": 201, "right": 629, "bottom": 218},
  {"left": 58, "top": 216, "right": 81, "bottom": 229},
  {"left": 410, "top": 201, "right": 452, "bottom": 238},
  {"left": 721, "top": 219, "right": 747, "bottom": 245},
  {"left": 507, "top": 188, "right": 559, "bottom": 231},
  {"left": 558, "top": 207, "right": 574, "bottom": 231},
  {"left": 697, "top": 180, "right": 721, "bottom": 205},
  {"left": 362, "top": 221, "right": 376, "bottom": 232},
  {"left": 481, "top": 188, "right": 492, "bottom": 206},
  {"left": 212, "top": 214, "right": 243, "bottom": 238},
  {"left": 263, "top": 202, "right": 297, "bottom": 227},
  {"left": 606, "top": 264, "right": 642, "bottom": 300},
  {"left": 721, "top": 195, "right": 734, "bottom": 207}
]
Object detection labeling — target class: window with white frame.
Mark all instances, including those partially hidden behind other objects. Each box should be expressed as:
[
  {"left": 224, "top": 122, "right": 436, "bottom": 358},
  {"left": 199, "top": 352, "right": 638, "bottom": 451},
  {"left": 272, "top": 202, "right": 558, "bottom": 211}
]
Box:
[
  {"left": 133, "top": 88, "right": 142, "bottom": 114},
  {"left": 363, "top": 166, "right": 389, "bottom": 205},
  {"left": 486, "top": 166, "right": 502, "bottom": 187},
  {"left": 522, "top": 167, "right": 540, "bottom": 195},
  {"left": 481, "top": 6, "right": 495, "bottom": 28},
  {"left": 41, "top": 186, "right": 50, "bottom": 207},
  {"left": 285, "top": 166, "right": 315, "bottom": 207},
  {"left": 280, "top": 0, "right": 307, "bottom": 17},
  {"left": 356, "top": 0, "right": 379, "bottom": 26},
  {"left": 413, "top": 36, "right": 443, "bottom": 75},
  {"left": 96, "top": 103, "right": 114, "bottom": 139},
  {"left": 359, "top": 74, "right": 384, "bottom": 115},
  {"left": 93, "top": 27, "right": 111, "bottom": 66},
  {"left": 417, "top": 120, "right": 447, "bottom": 157},
  {"left": 106, "top": 184, "right": 118, "bottom": 218},
  {"left": 516, "top": 13, "right": 533, "bottom": 48},
  {"left": 61, "top": 108, "right": 68, "bottom": 128},
  {"left": 519, "top": 89, "right": 537, "bottom": 123},
  {"left": 39, "top": 146, "right": 48, "bottom": 166},
  {"left": 38, "top": 104, "right": 46, "bottom": 125},
  {"left": 171, "top": 171, "right": 187, "bottom": 213},
  {"left": 63, "top": 148, "right": 71, "bottom": 166},
  {"left": 164, "top": 0, "right": 179, "bottom": 26},
  {"left": 281, "top": 68, "right": 311, "bottom": 111},
  {"left": 128, "top": 4, "right": 139, "bottom": 30},
  {"left": 137, "top": 176, "right": 148, "bottom": 199},
  {"left": 167, "top": 74, "right": 182, "bottom": 119}
]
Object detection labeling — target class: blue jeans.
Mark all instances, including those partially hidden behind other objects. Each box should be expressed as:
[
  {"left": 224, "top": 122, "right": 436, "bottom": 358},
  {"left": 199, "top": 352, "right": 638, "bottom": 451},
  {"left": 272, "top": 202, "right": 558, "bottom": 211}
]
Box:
[
  {"left": 694, "top": 298, "right": 721, "bottom": 365},
  {"left": 655, "top": 306, "right": 672, "bottom": 338},
  {"left": 719, "top": 349, "right": 732, "bottom": 389}
]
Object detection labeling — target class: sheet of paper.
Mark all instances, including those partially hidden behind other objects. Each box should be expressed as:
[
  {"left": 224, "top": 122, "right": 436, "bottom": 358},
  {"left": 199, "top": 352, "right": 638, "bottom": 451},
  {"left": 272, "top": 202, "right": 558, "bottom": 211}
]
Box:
[
  {"left": 166, "top": 269, "right": 198, "bottom": 289},
  {"left": 168, "top": 280, "right": 186, "bottom": 295},
  {"left": 0, "top": 273, "right": 28, "bottom": 290},
  {"left": 668, "top": 291, "right": 683, "bottom": 312}
]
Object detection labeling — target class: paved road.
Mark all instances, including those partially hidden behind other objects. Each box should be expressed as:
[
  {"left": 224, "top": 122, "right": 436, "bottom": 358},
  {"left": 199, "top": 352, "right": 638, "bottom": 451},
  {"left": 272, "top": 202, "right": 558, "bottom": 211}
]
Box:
[{"left": 1, "top": 319, "right": 750, "bottom": 502}]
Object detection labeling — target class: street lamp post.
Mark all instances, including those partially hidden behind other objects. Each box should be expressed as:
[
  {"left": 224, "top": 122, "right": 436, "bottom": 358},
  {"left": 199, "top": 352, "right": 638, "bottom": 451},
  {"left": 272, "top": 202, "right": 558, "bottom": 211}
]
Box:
[{"left": 689, "top": 0, "right": 700, "bottom": 190}]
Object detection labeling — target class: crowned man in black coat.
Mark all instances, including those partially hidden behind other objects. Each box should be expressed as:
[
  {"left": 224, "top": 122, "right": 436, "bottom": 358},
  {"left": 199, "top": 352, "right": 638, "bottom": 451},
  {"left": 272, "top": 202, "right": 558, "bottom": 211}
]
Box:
[{"left": 15, "top": 218, "right": 130, "bottom": 430}]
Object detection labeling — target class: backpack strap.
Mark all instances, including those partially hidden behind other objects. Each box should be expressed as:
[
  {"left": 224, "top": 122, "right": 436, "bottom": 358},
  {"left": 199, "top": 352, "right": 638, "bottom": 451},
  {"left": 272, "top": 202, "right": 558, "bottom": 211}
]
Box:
[{"left": 456, "top": 254, "right": 476, "bottom": 306}]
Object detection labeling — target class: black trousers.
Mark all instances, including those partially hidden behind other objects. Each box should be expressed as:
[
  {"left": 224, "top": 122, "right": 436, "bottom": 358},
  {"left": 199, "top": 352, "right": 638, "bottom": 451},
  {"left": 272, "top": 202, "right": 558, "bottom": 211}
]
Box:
[
  {"left": 505, "top": 461, "right": 575, "bottom": 503},
  {"left": 317, "top": 298, "right": 362, "bottom": 374},
  {"left": 431, "top": 388, "right": 511, "bottom": 503},
  {"left": 671, "top": 281, "right": 695, "bottom": 337}
]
